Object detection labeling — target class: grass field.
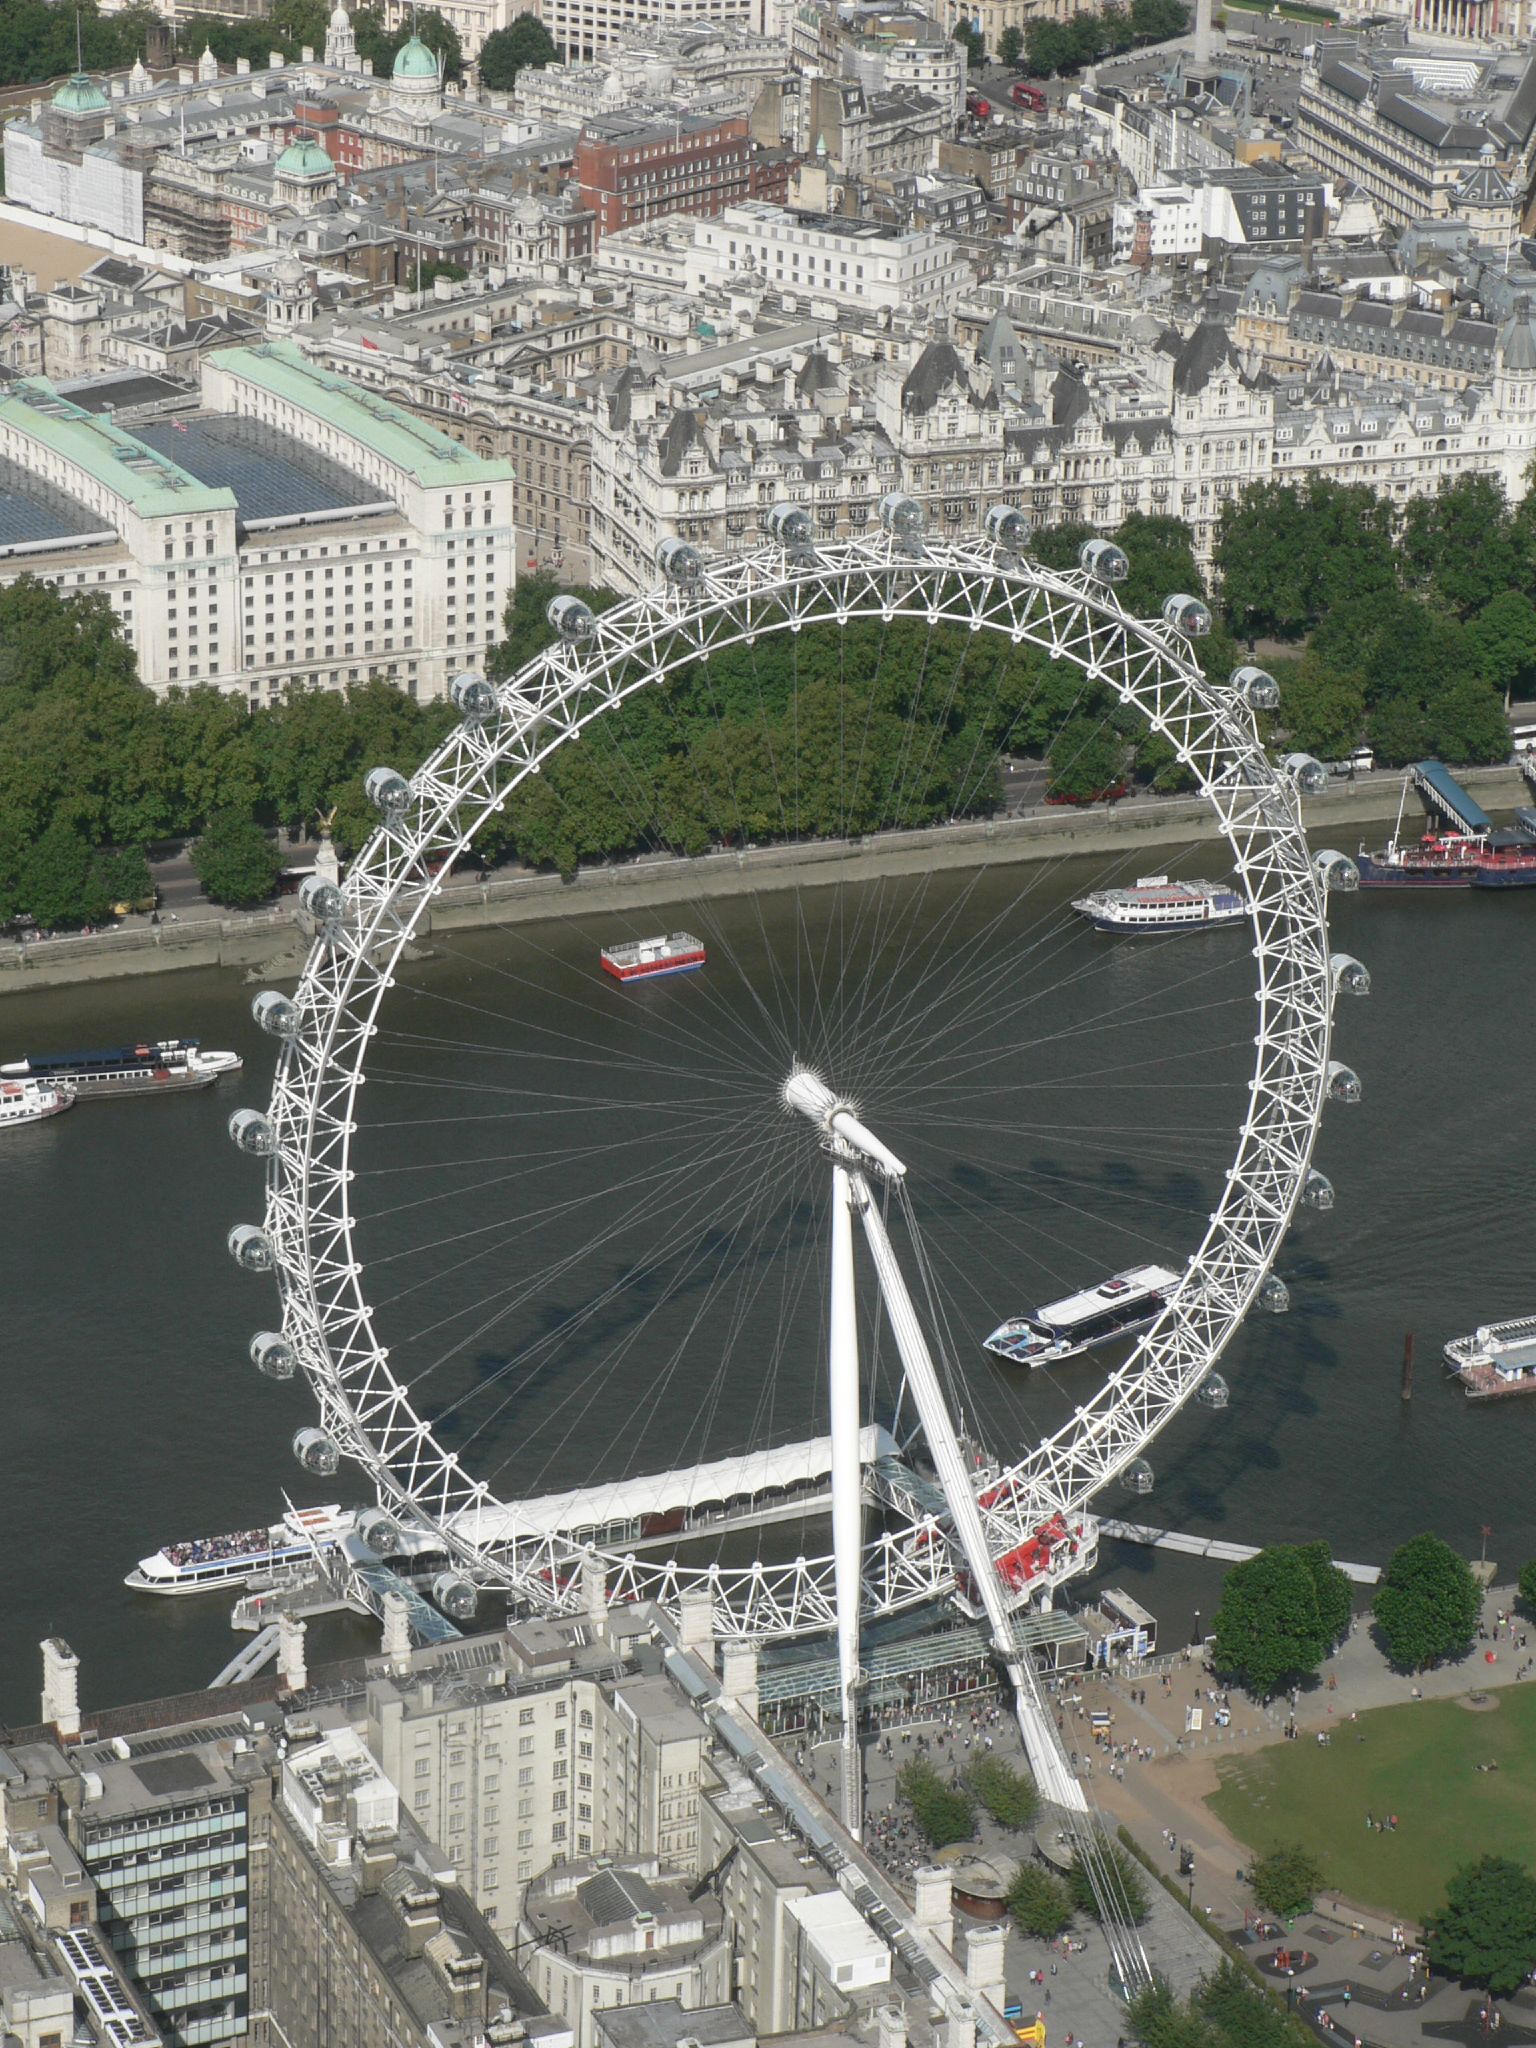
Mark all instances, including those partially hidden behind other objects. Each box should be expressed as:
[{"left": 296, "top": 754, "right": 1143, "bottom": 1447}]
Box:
[{"left": 1206, "top": 1684, "right": 1536, "bottom": 1923}]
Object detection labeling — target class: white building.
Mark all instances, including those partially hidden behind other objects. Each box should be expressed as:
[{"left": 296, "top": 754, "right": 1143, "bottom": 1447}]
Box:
[
  {"left": 0, "top": 339, "right": 515, "bottom": 701},
  {"left": 526, "top": 0, "right": 763, "bottom": 65},
  {"left": 686, "top": 201, "right": 971, "bottom": 311}
]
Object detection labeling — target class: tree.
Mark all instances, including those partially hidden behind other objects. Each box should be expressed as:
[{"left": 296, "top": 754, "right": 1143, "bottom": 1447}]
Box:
[
  {"left": 1276, "top": 647, "right": 1366, "bottom": 761},
  {"left": 96, "top": 845, "right": 154, "bottom": 911},
  {"left": 1046, "top": 716, "right": 1128, "bottom": 801},
  {"left": 1210, "top": 1545, "right": 1336, "bottom": 1697},
  {"left": 1007, "top": 1862, "right": 1074, "bottom": 1939},
  {"left": 1519, "top": 1556, "right": 1536, "bottom": 1617},
  {"left": 953, "top": 18, "right": 984, "bottom": 66},
  {"left": 998, "top": 23, "right": 1024, "bottom": 63},
  {"left": 1430, "top": 1856, "right": 1536, "bottom": 1997},
  {"left": 1067, "top": 1842, "right": 1148, "bottom": 1923},
  {"left": 1373, "top": 1531, "right": 1480, "bottom": 1670},
  {"left": 1400, "top": 475, "right": 1522, "bottom": 619},
  {"left": 190, "top": 810, "right": 283, "bottom": 908},
  {"left": 15, "top": 820, "right": 112, "bottom": 928},
  {"left": 1466, "top": 590, "right": 1536, "bottom": 709},
  {"left": 967, "top": 1755, "right": 1039, "bottom": 1830},
  {"left": 1249, "top": 1844, "right": 1324, "bottom": 1919},
  {"left": 1216, "top": 479, "right": 1396, "bottom": 640},
  {"left": 896, "top": 1758, "right": 975, "bottom": 1848},
  {"left": 1296, "top": 1540, "right": 1353, "bottom": 1649},
  {"left": 478, "top": 10, "right": 556, "bottom": 89}
]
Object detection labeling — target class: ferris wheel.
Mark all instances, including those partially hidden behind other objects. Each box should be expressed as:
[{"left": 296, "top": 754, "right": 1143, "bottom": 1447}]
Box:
[{"left": 229, "top": 505, "right": 1365, "bottom": 1689}]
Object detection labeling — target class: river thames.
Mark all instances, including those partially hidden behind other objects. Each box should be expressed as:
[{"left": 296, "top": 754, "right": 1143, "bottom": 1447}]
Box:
[{"left": 2, "top": 846, "right": 1531, "bottom": 1726}]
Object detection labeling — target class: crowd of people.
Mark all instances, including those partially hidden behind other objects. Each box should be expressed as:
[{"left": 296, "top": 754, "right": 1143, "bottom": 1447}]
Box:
[{"left": 163, "top": 1526, "right": 272, "bottom": 1567}]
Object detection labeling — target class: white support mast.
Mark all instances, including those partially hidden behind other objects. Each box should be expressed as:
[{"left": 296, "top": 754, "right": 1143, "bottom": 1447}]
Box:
[
  {"left": 785, "top": 1063, "right": 1153, "bottom": 1994},
  {"left": 829, "top": 1161, "right": 864, "bottom": 1839}
]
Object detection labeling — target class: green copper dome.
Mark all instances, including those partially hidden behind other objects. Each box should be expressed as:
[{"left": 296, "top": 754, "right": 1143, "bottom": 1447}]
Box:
[
  {"left": 276, "top": 137, "right": 334, "bottom": 178},
  {"left": 53, "top": 71, "right": 109, "bottom": 114},
  {"left": 392, "top": 32, "right": 439, "bottom": 78}
]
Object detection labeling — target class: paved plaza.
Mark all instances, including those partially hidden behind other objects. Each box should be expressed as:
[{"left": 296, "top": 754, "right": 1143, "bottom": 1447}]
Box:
[{"left": 790, "top": 1579, "right": 1536, "bottom": 2046}]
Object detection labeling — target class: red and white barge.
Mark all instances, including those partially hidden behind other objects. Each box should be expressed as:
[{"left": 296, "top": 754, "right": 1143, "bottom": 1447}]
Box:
[{"left": 600, "top": 933, "right": 707, "bottom": 983}]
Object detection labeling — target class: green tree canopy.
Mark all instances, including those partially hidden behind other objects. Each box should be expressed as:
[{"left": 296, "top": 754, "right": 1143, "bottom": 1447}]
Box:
[
  {"left": 1248, "top": 1844, "right": 1324, "bottom": 1918},
  {"left": 1046, "top": 715, "right": 1129, "bottom": 801},
  {"left": 1374, "top": 1532, "right": 1480, "bottom": 1669},
  {"left": 1430, "top": 1855, "right": 1536, "bottom": 1997},
  {"left": 967, "top": 1755, "right": 1039, "bottom": 1830},
  {"left": 998, "top": 23, "right": 1024, "bottom": 63},
  {"left": 190, "top": 810, "right": 283, "bottom": 908},
  {"left": 1210, "top": 1545, "right": 1339, "bottom": 1697},
  {"left": 1296, "top": 1540, "right": 1353, "bottom": 1646},
  {"left": 478, "top": 10, "right": 556, "bottom": 88},
  {"left": 1519, "top": 1556, "right": 1536, "bottom": 1617},
  {"left": 1215, "top": 479, "right": 1397, "bottom": 640},
  {"left": 1400, "top": 475, "right": 1522, "bottom": 619},
  {"left": 1276, "top": 647, "right": 1366, "bottom": 761},
  {"left": 1466, "top": 590, "right": 1536, "bottom": 708},
  {"left": 15, "top": 821, "right": 113, "bottom": 929},
  {"left": 1006, "top": 1862, "right": 1073, "bottom": 1939},
  {"left": 896, "top": 1759, "right": 975, "bottom": 1849},
  {"left": 953, "top": 19, "right": 984, "bottom": 65}
]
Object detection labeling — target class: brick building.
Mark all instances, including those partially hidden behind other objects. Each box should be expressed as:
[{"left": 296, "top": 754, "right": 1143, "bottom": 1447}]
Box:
[{"left": 575, "top": 112, "right": 791, "bottom": 241}]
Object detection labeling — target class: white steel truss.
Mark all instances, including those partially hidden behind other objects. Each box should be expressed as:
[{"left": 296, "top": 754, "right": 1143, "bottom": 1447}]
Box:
[{"left": 250, "top": 535, "right": 1344, "bottom": 1645}]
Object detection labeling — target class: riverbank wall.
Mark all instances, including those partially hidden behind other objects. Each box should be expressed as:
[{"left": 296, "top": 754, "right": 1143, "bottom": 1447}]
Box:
[{"left": 2, "top": 764, "right": 1526, "bottom": 996}]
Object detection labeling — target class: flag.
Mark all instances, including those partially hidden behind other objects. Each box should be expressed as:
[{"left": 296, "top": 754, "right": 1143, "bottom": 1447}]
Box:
[
  {"left": 361, "top": 334, "right": 380, "bottom": 351},
  {"left": 173, "top": 418, "right": 188, "bottom": 432}
]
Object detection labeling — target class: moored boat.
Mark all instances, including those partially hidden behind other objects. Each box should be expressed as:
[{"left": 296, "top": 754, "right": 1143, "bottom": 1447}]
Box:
[
  {"left": 125, "top": 1504, "right": 352, "bottom": 1594},
  {"left": 1071, "top": 876, "right": 1244, "bottom": 931},
  {"left": 984, "top": 1263, "right": 1181, "bottom": 1368},
  {"left": 1, "top": 1039, "right": 241, "bottom": 1099},
  {"left": 1445, "top": 1318, "right": 1536, "bottom": 1399},
  {"left": 600, "top": 933, "right": 707, "bottom": 982},
  {"left": 0, "top": 1077, "right": 75, "bottom": 1130}
]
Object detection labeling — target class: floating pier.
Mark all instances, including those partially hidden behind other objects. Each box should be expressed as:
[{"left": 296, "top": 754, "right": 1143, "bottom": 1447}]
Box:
[{"left": 1099, "top": 1517, "right": 1380, "bottom": 1585}]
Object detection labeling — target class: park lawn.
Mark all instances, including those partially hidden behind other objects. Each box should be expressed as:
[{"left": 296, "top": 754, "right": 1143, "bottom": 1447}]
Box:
[{"left": 1206, "top": 1683, "right": 1536, "bottom": 1924}]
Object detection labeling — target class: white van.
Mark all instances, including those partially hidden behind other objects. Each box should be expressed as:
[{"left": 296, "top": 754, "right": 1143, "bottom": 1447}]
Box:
[{"left": 1511, "top": 724, "right": 1536, "bottom": 755}]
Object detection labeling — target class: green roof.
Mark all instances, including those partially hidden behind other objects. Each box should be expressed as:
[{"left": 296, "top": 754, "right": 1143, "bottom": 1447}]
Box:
[
  {"left": 0, "top": 380, "right": 235, "bottom": 519},
  {"left": 392, "top": 32, "right": 439, "bottom": 77},
  {"left": 276, "top": 138, "right": 335, "bottom": 178},
  {"left": 207, "top": 342, "right": 516, "bottom": 490},
  {"left": 52, "top": 71, "right": 108, "bottom": 114}
]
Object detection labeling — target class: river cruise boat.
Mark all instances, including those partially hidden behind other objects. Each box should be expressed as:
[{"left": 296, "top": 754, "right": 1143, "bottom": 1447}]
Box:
[
  {"left": 984, "top": 1263, "right": 1181, "bottom": 1368},
  {"left": 1, "top": 1040, "right": 241, "bottom": 1099},
  {"left": 600, "top": 933, "right": 707, "bottom": 983},
  {"left": 0, "top": 1077, "right": 75, "bottom": 1130},
  {"left": 125, "top": 1505, "right": 352, "bottom": 1595},
  {"left": 1071, "top": 876, "right": 1244, "bottom": 932},
  {"left": 1445, "top": 1317, "right": 1536, "bottom": 1400}
]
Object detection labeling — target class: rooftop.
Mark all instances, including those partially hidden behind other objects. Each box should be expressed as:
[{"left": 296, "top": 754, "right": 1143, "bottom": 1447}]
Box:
[
  {"left": 596, "top": 2001, "right": 754, "bottom": 2048},
  {"left": 135, "top": 414, "right": 388, "bottom": 523},
  {"left": 0, "top": 380, "right": 234, "bottom": 519},
  {"left": 0, "top": 452, "right": 116, "bottom": 553},
  {"left": 210, "top": 342, "right": 515, "bottom": 488}
]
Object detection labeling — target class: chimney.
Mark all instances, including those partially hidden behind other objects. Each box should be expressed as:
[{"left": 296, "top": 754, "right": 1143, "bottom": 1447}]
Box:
[
  {"left": 395, "top": 1878, "right": 444, "bottom": 1956},
  {"left": 41, "top": 1640, "right": 81, "bottom": 1743},
  {"left": 913, "top": 1867, "right": 953, "bottom": 1951},
  {"left": 357, "top": 1828, "right": 398, "bottom": 1894},
  {"left": 963, "top": 1925, "right": 1007, "bottom": 2003},
  {"left": 278, "top": 1612, "right": 308, "bottom": 1693},
  {"left": 382, "top": 1591, "right": 413, "bottom": 1670},
  {"left": 876, "top": 2008, "right": 907, "bottom": 2048},
  {"left": 945, "top": 2000, "right": 977, "bottom": 2048},
  {"left": 583, "top": 1554, "right": 608, "bottom": 1623},
  {"left": 719, "top": 1640, "right": 759, "bottom": 1717},
  {"left": 677, "top": 1589, "right": 715, "bottom": 1653}
]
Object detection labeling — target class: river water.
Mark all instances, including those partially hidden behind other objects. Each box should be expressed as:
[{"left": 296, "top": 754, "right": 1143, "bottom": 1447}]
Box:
[{"left": 3, "top": 843, "right": 1532, "bottom": 1726}]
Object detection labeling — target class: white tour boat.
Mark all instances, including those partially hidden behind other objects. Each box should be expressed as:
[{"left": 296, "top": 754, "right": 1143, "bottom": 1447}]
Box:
[
  {"left": 125, "top": 1504, "right": 353, "bottom": 1595},
  {"left": 984, "top": 1263, "right": 1181, "bottom": 1368},
  {"left": 1, "top": 1039, "right": 241, "bottom": 1099},
  {"left": 1072, "top": 876, "right": 1244, "bottom": 932},
  {"left": 0, "top": 1077, "right": 75, "bottom": 1130}
]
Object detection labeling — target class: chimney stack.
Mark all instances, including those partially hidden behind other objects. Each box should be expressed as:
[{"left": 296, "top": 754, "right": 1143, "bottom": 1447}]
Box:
[
  {"left": 41, "top": 1640, "right": 81, "bottom": 1742},
  {"left": 278, "top": 1613, "right": 308, "bottom": 1693}
]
